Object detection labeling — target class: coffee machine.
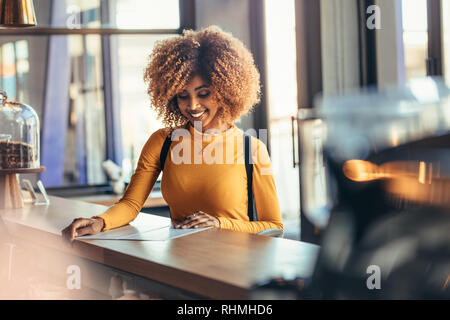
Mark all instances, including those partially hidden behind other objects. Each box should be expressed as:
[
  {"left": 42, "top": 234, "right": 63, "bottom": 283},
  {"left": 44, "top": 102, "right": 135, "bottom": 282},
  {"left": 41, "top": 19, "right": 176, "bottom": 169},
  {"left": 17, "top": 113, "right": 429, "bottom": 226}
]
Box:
[
  {"left": 310, "top": 78, "right": 450, "bottom": 299},
  {"left": 252, "top": 78, "right": 450, "bottom": 299}
]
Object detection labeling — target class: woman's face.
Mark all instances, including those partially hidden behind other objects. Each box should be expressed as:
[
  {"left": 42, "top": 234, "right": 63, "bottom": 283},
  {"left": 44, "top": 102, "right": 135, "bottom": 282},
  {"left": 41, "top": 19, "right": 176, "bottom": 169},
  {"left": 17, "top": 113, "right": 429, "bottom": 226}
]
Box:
[{"left": 176, "top": 74, "right": 223, "bottom": 132}]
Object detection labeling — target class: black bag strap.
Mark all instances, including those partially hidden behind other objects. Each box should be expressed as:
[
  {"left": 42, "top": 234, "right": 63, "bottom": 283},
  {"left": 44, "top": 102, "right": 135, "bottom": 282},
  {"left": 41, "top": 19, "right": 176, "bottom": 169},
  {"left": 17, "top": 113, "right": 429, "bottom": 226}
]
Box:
[
  {"left": 160, "top": 135, "right": 172, "bottom": 171},
  {"left": 244, "top": 133, "right": 258, "bottom": 222},
  {"left": 159, "top": 131, "right": 257, "bottom": 222}
]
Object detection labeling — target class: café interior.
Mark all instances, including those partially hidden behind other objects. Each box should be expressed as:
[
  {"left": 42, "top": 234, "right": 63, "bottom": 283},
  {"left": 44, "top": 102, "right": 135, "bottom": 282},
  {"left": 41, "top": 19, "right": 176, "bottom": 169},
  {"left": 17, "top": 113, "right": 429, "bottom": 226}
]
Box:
[{"left": 0, "top": 0, "right": 449, "bottom": 300}]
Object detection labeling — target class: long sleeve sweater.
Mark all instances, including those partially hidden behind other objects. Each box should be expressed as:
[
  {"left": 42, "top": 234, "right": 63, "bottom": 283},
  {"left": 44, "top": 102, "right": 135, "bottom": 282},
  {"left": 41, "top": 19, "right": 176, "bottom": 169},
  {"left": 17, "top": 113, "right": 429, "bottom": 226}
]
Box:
[{"left": 95, "top": 123, "right": 283, "bottom": 234}]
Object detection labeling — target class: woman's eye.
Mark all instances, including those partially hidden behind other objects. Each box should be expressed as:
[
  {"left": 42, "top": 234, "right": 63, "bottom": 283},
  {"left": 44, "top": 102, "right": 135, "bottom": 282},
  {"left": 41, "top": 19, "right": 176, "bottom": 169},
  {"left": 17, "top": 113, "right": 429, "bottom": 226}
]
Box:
[
  {"left": 198, "top": 91, "right": 210, "bottom": 98},
  {"left": 177, "top": 94, "right": 188, "bottom": 100}
]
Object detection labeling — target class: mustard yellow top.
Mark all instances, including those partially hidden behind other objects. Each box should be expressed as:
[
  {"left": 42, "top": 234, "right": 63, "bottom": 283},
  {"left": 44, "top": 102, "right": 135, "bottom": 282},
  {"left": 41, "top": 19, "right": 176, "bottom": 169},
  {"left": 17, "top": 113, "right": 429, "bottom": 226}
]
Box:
[{"left": 96, "top": 124, "right": 283, "bottom": 234}]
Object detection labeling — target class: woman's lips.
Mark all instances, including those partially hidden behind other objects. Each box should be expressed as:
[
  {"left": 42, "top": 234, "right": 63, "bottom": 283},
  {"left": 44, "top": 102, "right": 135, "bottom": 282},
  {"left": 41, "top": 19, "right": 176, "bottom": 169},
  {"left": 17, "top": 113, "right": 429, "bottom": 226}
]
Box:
[{"left": 189, "top": 110, "right": 208, "bottom": 121}]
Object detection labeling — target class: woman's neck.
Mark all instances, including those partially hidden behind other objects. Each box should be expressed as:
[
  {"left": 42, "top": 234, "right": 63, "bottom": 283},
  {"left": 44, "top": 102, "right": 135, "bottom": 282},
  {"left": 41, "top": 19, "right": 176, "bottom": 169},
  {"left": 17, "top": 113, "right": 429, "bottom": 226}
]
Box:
[{"left": 191, "top": 120, "right": 233, "bottom": 134}]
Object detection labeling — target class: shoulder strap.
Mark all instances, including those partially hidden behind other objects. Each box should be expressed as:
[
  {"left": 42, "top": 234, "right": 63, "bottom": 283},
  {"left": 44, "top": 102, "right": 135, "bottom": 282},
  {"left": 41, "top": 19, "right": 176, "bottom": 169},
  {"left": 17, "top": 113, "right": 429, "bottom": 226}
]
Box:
[
  {"left": 244, "top": 133, "right": 258, "bottom": 222},
  {"left": 160, "top": 135, "right": 172, "bottom": 171}
]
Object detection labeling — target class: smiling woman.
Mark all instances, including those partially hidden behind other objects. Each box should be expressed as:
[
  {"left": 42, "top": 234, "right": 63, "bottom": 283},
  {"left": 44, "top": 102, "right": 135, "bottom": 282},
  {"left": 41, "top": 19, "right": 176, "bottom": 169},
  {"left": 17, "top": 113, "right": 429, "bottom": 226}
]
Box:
[
  {"left": 143, "top": 26, "right": 261, "bottom": 129},
  {"left": 62, "top": 26, "right": 283, "bottom": 242}
]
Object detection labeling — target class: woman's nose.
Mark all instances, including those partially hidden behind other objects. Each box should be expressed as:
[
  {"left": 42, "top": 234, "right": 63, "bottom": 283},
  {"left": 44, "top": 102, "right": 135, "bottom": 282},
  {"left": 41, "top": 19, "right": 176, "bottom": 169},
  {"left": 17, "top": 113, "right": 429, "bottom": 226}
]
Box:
[{"left": 188, "top": 98, "right": 201, "bottom": 110}]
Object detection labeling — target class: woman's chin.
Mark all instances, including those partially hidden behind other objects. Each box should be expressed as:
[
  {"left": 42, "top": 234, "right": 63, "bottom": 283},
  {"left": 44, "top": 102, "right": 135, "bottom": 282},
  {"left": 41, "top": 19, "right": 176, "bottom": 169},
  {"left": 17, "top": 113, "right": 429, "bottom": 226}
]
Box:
[{"left": 190, "top": 119, "right": 212, "bottom": 131}]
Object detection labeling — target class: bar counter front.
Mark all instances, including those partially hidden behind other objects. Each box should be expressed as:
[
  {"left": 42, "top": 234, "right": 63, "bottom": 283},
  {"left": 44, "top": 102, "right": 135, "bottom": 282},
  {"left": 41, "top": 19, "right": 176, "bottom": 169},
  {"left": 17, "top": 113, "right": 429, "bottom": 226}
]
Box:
[{"left": 0, "top": 196, "right": 319, "bottom": 300}]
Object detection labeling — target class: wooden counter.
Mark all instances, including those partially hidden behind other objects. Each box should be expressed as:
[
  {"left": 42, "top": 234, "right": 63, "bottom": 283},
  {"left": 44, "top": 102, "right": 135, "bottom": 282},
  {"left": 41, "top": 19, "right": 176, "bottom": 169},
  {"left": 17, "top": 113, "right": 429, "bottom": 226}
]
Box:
[{"left": 0, "top": 196, "right": 320, "bottom": 299}]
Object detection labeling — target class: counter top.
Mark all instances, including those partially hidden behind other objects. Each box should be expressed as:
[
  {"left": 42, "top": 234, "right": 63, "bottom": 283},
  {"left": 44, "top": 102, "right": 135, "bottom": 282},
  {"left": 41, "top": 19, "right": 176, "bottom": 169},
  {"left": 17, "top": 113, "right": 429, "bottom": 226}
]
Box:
[{"left": 0, "top": 196, "right": 320, "bottom": 299}]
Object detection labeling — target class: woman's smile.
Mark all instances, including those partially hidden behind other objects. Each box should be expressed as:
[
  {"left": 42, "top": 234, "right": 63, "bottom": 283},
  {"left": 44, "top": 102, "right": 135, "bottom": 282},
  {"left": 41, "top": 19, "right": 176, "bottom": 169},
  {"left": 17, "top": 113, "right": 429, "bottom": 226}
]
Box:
[
  {"left": 176, "top": 74, "right": 225, "bottom": 131},
  {"left": 188, "top": 109, "right": 209, "bottom": 121}
]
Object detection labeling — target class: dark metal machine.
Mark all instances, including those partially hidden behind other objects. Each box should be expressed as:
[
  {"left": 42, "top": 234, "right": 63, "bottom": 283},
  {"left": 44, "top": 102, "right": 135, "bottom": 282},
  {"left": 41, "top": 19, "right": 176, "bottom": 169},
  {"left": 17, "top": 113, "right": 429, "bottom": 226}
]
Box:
[{"left": 253, "top": 78, "right": 450, "bottom": 299}]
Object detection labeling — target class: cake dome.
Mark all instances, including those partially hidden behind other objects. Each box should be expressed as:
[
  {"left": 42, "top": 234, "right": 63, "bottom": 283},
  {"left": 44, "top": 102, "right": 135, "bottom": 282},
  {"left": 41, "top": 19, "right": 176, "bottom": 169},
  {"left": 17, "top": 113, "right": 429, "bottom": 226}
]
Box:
[{"left": 0, "top": 90, "right": 40, "bottom": 169}]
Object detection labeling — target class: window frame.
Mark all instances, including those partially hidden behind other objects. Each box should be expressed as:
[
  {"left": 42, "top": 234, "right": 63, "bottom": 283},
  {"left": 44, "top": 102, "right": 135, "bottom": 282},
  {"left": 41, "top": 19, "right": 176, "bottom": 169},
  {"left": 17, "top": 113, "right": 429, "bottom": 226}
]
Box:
[
  {"left": 426, "top": 0, "right": 443, "bottom": 76},
  {"left": 294, "top": 0, "right": 323, "bottom": 244}
]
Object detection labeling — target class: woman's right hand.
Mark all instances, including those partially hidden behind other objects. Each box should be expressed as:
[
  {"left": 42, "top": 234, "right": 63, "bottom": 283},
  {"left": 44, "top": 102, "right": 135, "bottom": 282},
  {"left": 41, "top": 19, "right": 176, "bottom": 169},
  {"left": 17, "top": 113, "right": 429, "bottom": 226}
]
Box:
[{"left": 61, "top": 217, "right": 105, "bottom": 244}]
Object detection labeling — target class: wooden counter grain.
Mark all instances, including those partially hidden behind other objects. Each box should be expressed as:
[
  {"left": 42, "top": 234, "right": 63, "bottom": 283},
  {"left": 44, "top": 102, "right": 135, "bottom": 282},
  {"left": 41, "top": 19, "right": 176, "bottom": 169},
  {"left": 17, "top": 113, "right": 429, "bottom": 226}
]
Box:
[{"left": 0, "top": 196, "right": 320, "bottom": 299}]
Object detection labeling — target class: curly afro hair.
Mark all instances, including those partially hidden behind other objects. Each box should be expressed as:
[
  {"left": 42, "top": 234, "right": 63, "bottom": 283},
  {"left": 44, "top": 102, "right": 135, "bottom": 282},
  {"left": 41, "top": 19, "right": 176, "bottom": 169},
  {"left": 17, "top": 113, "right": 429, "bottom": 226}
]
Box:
[{"left": 143, "top": 26, "right": 261, "bottom": 128}]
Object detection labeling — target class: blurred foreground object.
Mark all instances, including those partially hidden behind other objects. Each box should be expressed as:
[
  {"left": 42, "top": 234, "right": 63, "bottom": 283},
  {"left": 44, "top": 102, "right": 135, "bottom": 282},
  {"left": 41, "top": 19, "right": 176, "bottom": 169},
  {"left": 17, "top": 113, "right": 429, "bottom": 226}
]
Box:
[{"left": 306, "top": 77, "right": 450, "bottom": 299}]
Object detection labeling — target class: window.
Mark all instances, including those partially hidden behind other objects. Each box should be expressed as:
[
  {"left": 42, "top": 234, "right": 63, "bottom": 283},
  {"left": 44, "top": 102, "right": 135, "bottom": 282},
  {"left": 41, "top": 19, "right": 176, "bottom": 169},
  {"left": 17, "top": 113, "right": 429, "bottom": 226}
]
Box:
[
  {"left": 402, "top": 0, "right": 428, "bottom": 80},
  {"left": 15, "top": 41, "right": 30, "bottom": 103},
  {"left": 401, "top": 0, "right": 450, "bottom": 83},
  {"left": 264, "top": 0, "right": 300, "bottom": 235},
  {"left": 0, "top": 40, "right": 30, "bottom": 102},
  {"left": 0, "top": 42, "right": 18, "bottom": 99},
  {"left": 115, "top": 0, "right": 180, "bottom": 29},
  {"left": 65, "top": 34, "right": 106, "bottom": 185},
  {"left": 34, "top": 0, "right": 180, "bottom": 29},
  {"left": 0, "top": 0, "right": 183, "bottom": 188}
]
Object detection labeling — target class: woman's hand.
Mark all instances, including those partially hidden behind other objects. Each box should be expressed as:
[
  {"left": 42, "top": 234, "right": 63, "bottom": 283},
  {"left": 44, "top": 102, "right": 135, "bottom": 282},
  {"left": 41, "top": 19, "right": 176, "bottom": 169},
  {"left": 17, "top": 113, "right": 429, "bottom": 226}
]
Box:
[
  {"left": 174, "top": 211, "right": 220, "bottom": 229},
  {"left": 61, "top": 217, "right": 105, "bottom": 243}
]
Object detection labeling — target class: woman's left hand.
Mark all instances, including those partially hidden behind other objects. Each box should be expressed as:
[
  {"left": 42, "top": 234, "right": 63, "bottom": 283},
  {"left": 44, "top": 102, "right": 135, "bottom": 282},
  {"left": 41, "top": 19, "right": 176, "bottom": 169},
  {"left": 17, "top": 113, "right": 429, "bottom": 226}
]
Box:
[{"left": 174, "top": 211, "right": 220, "bottom": 229}]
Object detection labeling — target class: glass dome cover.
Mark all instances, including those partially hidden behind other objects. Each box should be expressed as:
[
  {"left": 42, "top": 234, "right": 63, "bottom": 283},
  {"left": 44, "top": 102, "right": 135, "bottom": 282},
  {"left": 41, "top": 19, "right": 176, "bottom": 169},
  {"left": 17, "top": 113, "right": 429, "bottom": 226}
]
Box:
[{"left": 0, "top": 89, "right": 40, "bottom": 169}]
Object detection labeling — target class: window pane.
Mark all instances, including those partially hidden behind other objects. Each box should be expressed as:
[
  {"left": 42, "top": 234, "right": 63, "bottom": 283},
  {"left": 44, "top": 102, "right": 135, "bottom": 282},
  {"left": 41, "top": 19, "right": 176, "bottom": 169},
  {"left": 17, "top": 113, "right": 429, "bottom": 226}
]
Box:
[
  {"left": 443, "top": 0, "right": 450, "bottom": 84},
  {"left": 0, "top": 42, "right": 17, "bottom": 99},
  {"left": 0, "top": 35, "right": 107, "bottom": 187},
  {"left": 65, "top": 35, "right": 107, "bottom": 186},
  {"left": 15, "top": 41, "right": 30, "bottom": 103},
  {"left": 0, "top": 39, "right": 32, "bottom": 111},
  {"left": 264, "top": 0, "right": 300, "bottom": 238},
  {"left": 66, "top": 0, "right": 101, "bottom": 27},
  {"left": 114, "top": 34, "right": 176, "bottom": 180},
  {"left": 402, "top": 0, "right": 428, "bottom": 79},
  {"left": 0, "top": 36, "right": 48, "bottom": 126},
  {"left": 115, "top": 0, "right": 180, "bottom": 29},
  {"left": 32, "top": 0, "right": 180, "bottom": 29}
]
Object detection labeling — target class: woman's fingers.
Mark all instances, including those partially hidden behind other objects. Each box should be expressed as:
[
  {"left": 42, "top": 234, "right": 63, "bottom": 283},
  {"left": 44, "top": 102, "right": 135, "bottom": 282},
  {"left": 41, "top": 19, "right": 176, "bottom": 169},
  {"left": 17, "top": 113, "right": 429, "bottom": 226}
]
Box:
[
  {"left": 190, "top": 221, "right": 215, "bottom": 229},
  {"left": 176, "top": 212, "right": 205, "bottom": 226},
  {"left": 175, "top": 212, "right": 203, "bottom": 228},
  {"left": 76, "top": 225, "right": 95, "bottom": 237},
  {"left": 175, "top": 212, "right": 219, "bottom": 229},
  {"left": 61, "top": 219, "right": 81, "bottom": 243},
  {"left": 184, "top": 211, "right": 206, "bottom": 220},
  {"left": 70, "top": 219, "right": 91, "bottom": 237},
  {"left": 61, "top": 218, "right": 96, "bottom": 243},
  {"left": 178, "top": 216, "right": 210, "bottom": 229}
]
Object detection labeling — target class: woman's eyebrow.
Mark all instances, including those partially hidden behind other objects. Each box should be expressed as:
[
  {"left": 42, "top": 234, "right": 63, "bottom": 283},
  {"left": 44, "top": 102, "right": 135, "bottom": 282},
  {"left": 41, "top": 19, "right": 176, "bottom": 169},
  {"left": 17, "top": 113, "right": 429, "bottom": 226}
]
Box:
[{"left": 195, "top": 85, "right": 209, "bottom": 91}]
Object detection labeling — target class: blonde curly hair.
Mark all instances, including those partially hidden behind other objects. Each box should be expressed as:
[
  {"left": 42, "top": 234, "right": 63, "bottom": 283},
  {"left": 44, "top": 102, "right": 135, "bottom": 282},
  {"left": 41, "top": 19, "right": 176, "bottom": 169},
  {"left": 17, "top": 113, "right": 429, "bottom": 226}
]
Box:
[{"left": 143, "top": 26, "right": 261, "bottom": 128}]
